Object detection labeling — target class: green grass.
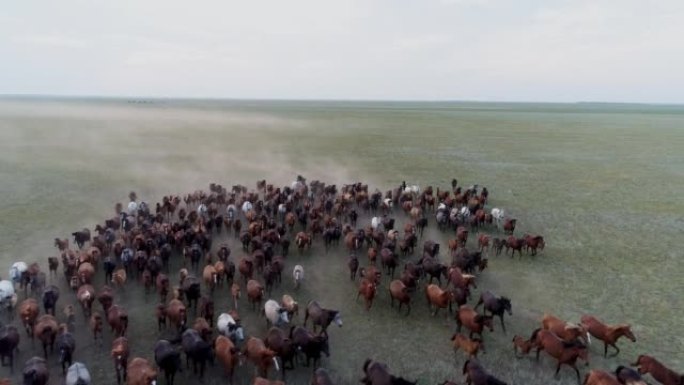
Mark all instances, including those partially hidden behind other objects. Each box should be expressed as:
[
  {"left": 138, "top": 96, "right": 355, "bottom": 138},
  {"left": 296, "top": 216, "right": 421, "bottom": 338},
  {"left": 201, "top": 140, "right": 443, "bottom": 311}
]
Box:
[{"left": 0, "top": 99, "right": 682, "bottom": 384}]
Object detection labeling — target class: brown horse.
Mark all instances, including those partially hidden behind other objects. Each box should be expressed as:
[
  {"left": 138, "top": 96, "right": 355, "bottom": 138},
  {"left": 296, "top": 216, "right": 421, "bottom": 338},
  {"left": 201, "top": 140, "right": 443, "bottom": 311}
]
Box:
[
  {"left": 477, "top": 234, "right": 490, "bottom": 253},
  {"left": 361, "top": 359, "right": 417, "bottom": 385},
  {"left": 107, "top": 304, "right": 129, "bottom": 337},
  {"left": 389, "top": 280, "right": 411, "bottom": 315},
  {"left": 357, "top": 278, "right": 377, "bottom": 311},
  {"left": 531, "top": 328, "right": 588, "bottom": 384},
  {"left": 89, "top": 312, "right": 103, "bottom": 347},
  {"left": 77, "top": 284, "right": 96, "bottom": 317},
  {"left": 247, "top": 279, "right": 265, "bottom": 311},
  {"left": 582, "top": 370, "right": 621, "bottom": 385},
  {"left": 505, "top": 236, "right": 526, "bottom": 258},
  {"left": 239, "top": 258, "right": 254, "bottom": 285},
  {"left": 512, "top": 335, "right": 534, "bottom": 358},
  {"left": 215, "top": 335, "right": 241, "bottom": 383},
  {"left": 244, "top": 336, "right": 280, "bottom": 378},
  {"left": 614, "top": 365, "right": 647, "bottom": 385},
  {"left": 166, "top": 298, "right": 187, "bottom": 331},
  {"left": 462, "top": 358, "right": 508, "bottom": 385},
  {"left": 451, "top": 333, "right": 484, "bottom": 358},
  {"left": 542, "top": 313, "right": 591, "bottom": 346},
  {"left": 126, "top": 357, "right": 157, "bottom": 385},
  {"left": 231, "top": 283, "right": 241, "bottom": 310},
  {"left": 524, "top": 234, "right": 545, "bottom": 255},
  {"left": 19, "top": 298, "right": 39, "bottom": 338},
  {"left": 425, "top": 284, "right": 455, "bottom": 319},
  {"left": 579, "top": 315, "right": 636, "bottom": 357},
  {"left": 312, "top": 367, "right": 335, "bottom": 385},
  {"left": 456, "top": 305, "right": 494, "bottom": 340},
  {"left": 34, "top": 315, "right": 58, "bottom": 359},
  {"left": 111, "top": 337, "right": 130, "bottom": 384},
  {"left": 503, "top": 218, "right": 516, "bottom": 234},
  {"left": 632, "top": 355, "right": 683, "bottom": 385}
]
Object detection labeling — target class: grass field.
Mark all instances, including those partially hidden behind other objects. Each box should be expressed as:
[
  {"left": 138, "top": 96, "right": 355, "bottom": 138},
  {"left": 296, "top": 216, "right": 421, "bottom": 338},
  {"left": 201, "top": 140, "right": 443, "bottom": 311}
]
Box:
[{"left": 0, "top": 98, "right": 682, "bottom": 384}]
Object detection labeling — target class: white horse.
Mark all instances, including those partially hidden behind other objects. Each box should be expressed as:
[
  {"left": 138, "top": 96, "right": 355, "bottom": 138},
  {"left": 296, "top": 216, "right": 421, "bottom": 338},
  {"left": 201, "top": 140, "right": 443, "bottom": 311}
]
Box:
[
  {"left": 197, "top": 203, "right": 208, "bottom": 217},
  {"left": 293, "top": 265, "right": 304, "bottom": 289},
  {"left": 66, "top": 362, "right": 91, "bottom": 385},
  {"left": 0, "top": 280, "right": 15, "bottom": 313},
  {"left": 371, "top": 217, "right": 384, "bottom": 232},
  {"left": 127, "top": 201, "right": 138, "bottom": 215},
  {"left": 9, "top": 262, "right": 27, "bottom": 284},
  {"left": 403, "top": 185, "right": 421, "bottom": 195},
  {"left": 459, "top": 206, "right": 471, "bottom": 218},
  {"left": 217, "top": 313, "right": 244, "bottom": 343},
  {"left": 241, "top": 201, "right": 253, "bottom": 214},
  {"left": 491, "top": 208, "right": 505, "bottom": 226},
  {"left": 226, "top": 204, "right": 237, "bottom": 220},
  {"left": 264, "top": 299, "right": 289, "bottom": 327}
]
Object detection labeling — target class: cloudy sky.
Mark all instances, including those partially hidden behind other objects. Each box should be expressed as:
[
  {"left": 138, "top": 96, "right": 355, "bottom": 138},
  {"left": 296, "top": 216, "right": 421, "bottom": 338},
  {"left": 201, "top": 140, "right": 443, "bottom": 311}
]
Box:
[{"left": 1, "top": 0, "right": 682, "bottom": 103}]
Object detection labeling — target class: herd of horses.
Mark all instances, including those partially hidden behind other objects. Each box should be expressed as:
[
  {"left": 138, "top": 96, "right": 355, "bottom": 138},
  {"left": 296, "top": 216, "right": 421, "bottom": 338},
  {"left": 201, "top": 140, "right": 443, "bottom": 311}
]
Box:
[{"left": 0, "top": 176, "right": 680, "bottom": 385}]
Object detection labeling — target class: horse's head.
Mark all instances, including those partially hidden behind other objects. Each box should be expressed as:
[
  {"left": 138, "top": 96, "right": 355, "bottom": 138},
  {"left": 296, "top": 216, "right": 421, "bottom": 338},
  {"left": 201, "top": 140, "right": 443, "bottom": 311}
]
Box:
[{"left": 617, "top": 324, "right": 636, "bottom": 342}]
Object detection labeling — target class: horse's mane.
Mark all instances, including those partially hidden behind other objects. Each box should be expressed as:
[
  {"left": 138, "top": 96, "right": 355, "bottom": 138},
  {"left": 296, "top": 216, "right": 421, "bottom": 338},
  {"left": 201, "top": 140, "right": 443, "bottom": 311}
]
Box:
[
  {"left": 529, "top": 328, "right": 541, "bottom": 342},
  {"left": 362, "top": 358, "right": 373, "bottom": 373}
]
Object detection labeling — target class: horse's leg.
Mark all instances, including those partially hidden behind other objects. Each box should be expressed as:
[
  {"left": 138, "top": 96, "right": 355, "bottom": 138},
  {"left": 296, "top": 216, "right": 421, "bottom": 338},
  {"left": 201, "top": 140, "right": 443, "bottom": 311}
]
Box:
[
  {"left": 610, "top": 343, "right": 620, "bottom": 357},
  {"left": 500, "top": 315, "right": 506, "bottom": 334},
  {"left": 604, "top": 342, "right": 609, "bottom": 357}
]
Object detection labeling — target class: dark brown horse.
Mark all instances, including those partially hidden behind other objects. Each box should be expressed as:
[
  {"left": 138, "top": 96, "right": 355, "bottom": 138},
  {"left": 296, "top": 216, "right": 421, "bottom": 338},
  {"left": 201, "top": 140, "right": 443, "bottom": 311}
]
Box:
[
  {"left": 475, "top": 291, "right": 512, "bottom": 333},
  {"left": 531, "top": 328, "right": 589, "bottom": 384},
  {"left": 304, "top": 301, "right": 342, "bottom": 332},
  {"left": 462, "top": 358, "right": 508, "bottom": 385},
  {"left": 580, "top": 315, "right": 636, "bottom": 357},
  {"left": 632, "top": 355, "right": 683, "bottom": 385},
  {"left": 523, "top": 234, "right": 545, "bottom": 255},
  {"left": 582, "top": 370, "right": 621, "bottom": 385},
  {"left": 361, "top": 359, "right": 417, "bottom": 385}
]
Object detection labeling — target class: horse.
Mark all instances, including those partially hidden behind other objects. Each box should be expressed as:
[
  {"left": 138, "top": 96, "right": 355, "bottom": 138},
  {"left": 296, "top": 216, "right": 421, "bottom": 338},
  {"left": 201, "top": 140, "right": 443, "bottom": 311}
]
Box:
[
  {"left": 503, "top": 332, "right": 529, "bottom": 355},
  {"left": 167, "top": 299, "right": 187, "bottom": 331},
  {"left": 56, "top": 324, "right": 76, "bottom": 374},
  {"left": 348, "top": 254, "right": 360, "bottom": 280},
  {"left": 154, "top": 339, "right": 183, "bottom": 385},
  {"left": 182, "top": 328, "right": 213, "bottom": 378},
  {"left": 425, "top": 284, "right": 455, "bottom": 319},
  {"left": 281, "top": 294, "right": 299, "bottom": 321},
  {"left": 41, "top": 285, "right": 60, "bottom": 316},
  {"left": 247, "top": 280, "right": 265, "bottom": 311},
  {"left": 580, "top": 315, "right": 636, "bottom": 357},
  {"left": 293, "top": 265, "right": 305, "bottom": 289},
  {"left": 202, "top": 265, "right": 218, "bottom": 294},
  {"left": 475, "top": 291, "right": 512, "bottom": 333},
  {"left": 524, "top": 234, "right": 545, "bottom": 255},
  {"left": 632, "top": 355, "right": 683, "bottom": 385},
  {"left": 19, "top": 298, "right": 39, "bottom": 338},
  {"left": 614, "top": 365, "right": 647, "bottom": 385},
  {"left": 389, "top": 280, "right": 411, "bottom": 315},
  {"left": 503, "top": 218, "right": 517, "bottom": 235},
  {"left": 361, "top": 359, "right": 417, "bottom": 385},
  {"left": 254, "top": 378, "right": 286, "bottom": 385},
  {"left": 357, "top": 278, "right": 378, "bottom": 311},
  {"left": 89, "top": 312, "right": 103, "bottom": 347},
  {"left": 23, "top": 356, "right": 49, "bottom": 385},
  {"left": 217, "top": 313, "right": 245, "bottom": 343},
  {"left": 451, "top": 333, "right": 484, "bottom": 358},
  {"left": 462, "top": 358, "right": 508, "bottom": 385},
  {"left": 456, "top": 305, "right": 494, "bottom": 340},
  {"left": 244, "top": 336, "right": 280, "bottom": 378},
  {"left": 304, "top": 301, "right": 343, "bottom": 332},
  {"left": 0, "top": 324, "right": 19, "bottom": 373},
  {"left": 215, "top": 335, "right": 240, "bottom": 383},
  {"left": 231, "top": 283, "right": 241, "bottom": 310},
  {"left": 312, "top": 367, "right": 335, "bottom": 385},
  {"left": 126, "top": 357, "right": 157, "bottom": 385},
  {"left": 34, "top": 314, "right": 58, "bottom": 359},
  {"left": 542, "top": 313, "right": 591, "bottom": 346},
  {"left": 582, "top": 370, "right": 621, "bottom": 385},
  {"left": 290, "top": 326, "right": 329, "bottom": 369},
  {"left": 266, "top": 326, "right": 296, "bottom": 374},
  {"left": 111, "top": 336, "right": 129, "bottom": 384},
  {"left": 531, "top": 328, "right": 588, "bottom": 384},
  {"left": 107, "top": 304, "right": 129, "bottom": 337},
  {"left": 265, "top": 299, "right": 290, "bottom": 327},
  {"left": 505, "top": 236, "right": 526, "bottom": 258},
  {"left": 66, "top": 362, "right": 91, "bottom": 385}
]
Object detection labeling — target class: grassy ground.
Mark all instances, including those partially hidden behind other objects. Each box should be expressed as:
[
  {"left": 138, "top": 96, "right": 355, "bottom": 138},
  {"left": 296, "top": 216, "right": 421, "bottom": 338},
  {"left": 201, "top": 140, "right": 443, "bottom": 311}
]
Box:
[{"left": 0, "top": 99, "right": 682, "bottom": 384}]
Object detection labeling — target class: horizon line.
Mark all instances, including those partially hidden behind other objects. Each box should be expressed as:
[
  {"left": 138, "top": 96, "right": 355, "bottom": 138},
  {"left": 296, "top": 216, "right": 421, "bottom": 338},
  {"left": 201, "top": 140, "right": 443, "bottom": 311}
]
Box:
[{"left": 0, "top": 93, "right": 683, "bottom": 107}]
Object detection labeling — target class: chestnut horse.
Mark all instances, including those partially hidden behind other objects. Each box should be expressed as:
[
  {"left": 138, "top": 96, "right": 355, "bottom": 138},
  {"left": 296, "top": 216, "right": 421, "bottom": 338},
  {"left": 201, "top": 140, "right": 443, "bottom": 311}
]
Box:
[
  {"left": 451, "top": 333, "right": 484, "bottom": 358},
  {"left": 456, "top": 305, "right": 494, "bottom": 340},
  {"left": 531, "top": 328, "right": 588, "bottom": 384},
  {"left": 632, "top": 355, "right": 683, "bottom": 385},
  {"left": 580, "top": 315, "right": 635, "bottom": 357}
]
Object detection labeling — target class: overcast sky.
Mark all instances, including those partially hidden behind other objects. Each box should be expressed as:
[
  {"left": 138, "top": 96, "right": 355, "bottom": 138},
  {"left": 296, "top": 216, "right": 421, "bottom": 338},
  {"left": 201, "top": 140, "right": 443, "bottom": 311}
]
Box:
[{"left": 1, "top": 0, "right": 682, "bottom": 103}]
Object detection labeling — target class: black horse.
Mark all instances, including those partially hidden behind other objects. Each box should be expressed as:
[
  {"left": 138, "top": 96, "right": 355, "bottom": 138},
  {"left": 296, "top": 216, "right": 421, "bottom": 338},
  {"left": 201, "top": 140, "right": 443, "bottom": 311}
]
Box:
[
  {"left": 155, "top": 339, "right": 183, "bottom": 385},
  {"left": 41, "top": 285, "right": 60, "bottom": 316},
  {"left": 474, "top": 290, "right": 512, "bottom": 333},
  {"left": 103, "top": 256, "right": 116, "bottom": 283},
  {"left": 57, "top": 330, "right": 76, "bottom": 374},
  {"left": 0, "top": 325, "right": 20, "bottom": 373},
  {"left": 290, "top": 326, "right": 330, "bottom": 368},
  {"left": 181, "top": 329, "right": 213, "bottom": 378}
]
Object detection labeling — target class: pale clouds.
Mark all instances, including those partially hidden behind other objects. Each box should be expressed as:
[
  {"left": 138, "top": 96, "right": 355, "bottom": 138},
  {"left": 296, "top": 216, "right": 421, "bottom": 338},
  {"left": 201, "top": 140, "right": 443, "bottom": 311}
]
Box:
[{"left": 0, "top": 0, "right": 682, "bottom": 102}]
